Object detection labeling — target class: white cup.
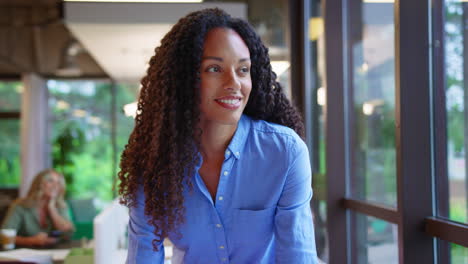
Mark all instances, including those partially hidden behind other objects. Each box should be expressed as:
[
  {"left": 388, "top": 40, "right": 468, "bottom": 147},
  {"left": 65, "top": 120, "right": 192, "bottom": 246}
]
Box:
[{"left": 0, "top": 229, "right": 17, "bottom": 250}]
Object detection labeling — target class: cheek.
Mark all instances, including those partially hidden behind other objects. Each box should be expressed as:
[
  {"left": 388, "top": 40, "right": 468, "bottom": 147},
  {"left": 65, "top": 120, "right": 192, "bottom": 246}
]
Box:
[
  {"left": 242, "top": 80, "right": 252, "bottom": 98},
  {"left": 200, "top": 79, "right": 218, "bottom": 101},
  {"left": 42, "top": 183, "right": 50, "bottom": 192}
]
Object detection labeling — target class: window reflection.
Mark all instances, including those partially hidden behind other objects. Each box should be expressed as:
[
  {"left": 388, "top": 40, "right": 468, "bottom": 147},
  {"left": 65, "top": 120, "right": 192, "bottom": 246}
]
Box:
[
  {"left": 444, "top": 0, "right": 468, "bottom": 226},
  {"left": 350, "top": 1, "right": 397, "bottom": 207},
  {"left": 355, "top": 213, "right": 398, "bottom": 264}
]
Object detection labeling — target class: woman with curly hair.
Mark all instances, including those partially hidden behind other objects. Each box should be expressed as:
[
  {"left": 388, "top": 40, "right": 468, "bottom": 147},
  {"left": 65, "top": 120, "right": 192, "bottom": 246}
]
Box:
[{"left": 120, "top": 8, "right": 317, "bottom": 263}]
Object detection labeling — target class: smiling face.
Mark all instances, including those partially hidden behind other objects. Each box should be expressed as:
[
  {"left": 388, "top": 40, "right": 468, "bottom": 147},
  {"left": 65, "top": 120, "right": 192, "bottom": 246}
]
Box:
[
  {"left": 41, "top": 172, "right": 61, "bottom": 199},
  {"left": 199, "top": 27, "right": 252, "bottom": 127}
]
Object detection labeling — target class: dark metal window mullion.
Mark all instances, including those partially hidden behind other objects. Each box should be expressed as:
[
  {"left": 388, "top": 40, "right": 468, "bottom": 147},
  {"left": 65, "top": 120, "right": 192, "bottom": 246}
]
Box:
[
  {"left": 324, "top": 0, "right": 351, "bottom": 263},
  {"left": 0, "top": 112, "right": 20, "bottom": 118},
  {"left": 425, "top": 217, "right": 468, "bottom": 248},
  {"left": 395, "top": 0, "right": 436, "bottom": 263},
  {"left": 342, "top": 198, "right": 399, "bottom": 224}
]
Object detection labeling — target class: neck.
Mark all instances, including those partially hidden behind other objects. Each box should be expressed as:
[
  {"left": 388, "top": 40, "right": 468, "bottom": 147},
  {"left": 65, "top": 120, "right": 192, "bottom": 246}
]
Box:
[{"left": 199, "top": 120, "right": 238, "bottom": 162}]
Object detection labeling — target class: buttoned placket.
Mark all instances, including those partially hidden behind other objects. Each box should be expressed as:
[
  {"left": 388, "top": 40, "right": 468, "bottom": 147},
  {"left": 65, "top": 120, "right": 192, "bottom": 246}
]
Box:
[
  {"left": 194, "top": 144, "right": 242, "bottom": 263},
  {"left": 210, "top": 148, "right": 239, "bottom": 263}
]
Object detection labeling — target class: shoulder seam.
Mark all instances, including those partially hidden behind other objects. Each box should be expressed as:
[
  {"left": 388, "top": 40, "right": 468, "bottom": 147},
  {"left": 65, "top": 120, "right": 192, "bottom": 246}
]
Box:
[{"left": 251, "top": 126, "right": 297, "bottom": 138}]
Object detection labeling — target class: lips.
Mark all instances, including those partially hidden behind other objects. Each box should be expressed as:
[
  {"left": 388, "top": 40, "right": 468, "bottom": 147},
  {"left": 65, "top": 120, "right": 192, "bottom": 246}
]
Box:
[{"left": 214, "top": 96, "right": 242, "bottom": 110}]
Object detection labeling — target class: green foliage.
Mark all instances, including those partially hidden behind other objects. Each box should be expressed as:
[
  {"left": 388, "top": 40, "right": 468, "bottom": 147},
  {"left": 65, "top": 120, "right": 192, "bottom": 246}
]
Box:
[
  {"left": 451, "top": 243, "right": 468, "bottom": 264},
  {"left": 0, "top": 82, "right": 21, "bottom": 187},
  {"left": 449, "top": 199, "right": 467, "bottom": 223},
  {"left": 52, "top": 123, "right": 86, "bottom": 197},
  {"left": 447, "top": 105, "right": 464, "bottom": 154},
  {"left": 48, "top": 80, "right": 137, "bottom": 201},
  {"left": 445, "top": 1, "right": 465, "bottom": 154},
  {"left": 0, "top": 157, "right": 20, "bottom": 186},
  {"left": 445, "top": 0, "right": 468, "bottom": 224},
  {"left": 0, "top": 81, "right": 21, "bottom": 111}
]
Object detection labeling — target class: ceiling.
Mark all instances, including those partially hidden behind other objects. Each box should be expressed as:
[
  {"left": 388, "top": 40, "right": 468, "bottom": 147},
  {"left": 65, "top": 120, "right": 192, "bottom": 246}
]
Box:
[
  {"left": 64, "top": 1, "right": 247, "bottom": 83},
  {"left": 0, "top": 0, "right": 106, "bottom": 78},
  {"left": 0, "top": 0, "right": 247, "bottom": 83}
]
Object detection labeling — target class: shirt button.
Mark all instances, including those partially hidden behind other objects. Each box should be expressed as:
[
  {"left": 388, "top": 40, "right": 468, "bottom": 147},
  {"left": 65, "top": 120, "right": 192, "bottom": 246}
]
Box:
[
  {"left": 216, "top": 224, "right": 222, "bottom": 228},
  {"left": 218, "top": 196, "right": 224, "bottom": 201},
  {"left": 219, "top": 245, "right": 225, "bottom": 249},
  {"left": 235, "top": 151, "right": 240, "bottom": 156},
  {"left": 221, "top": 258, "right": 227, "bottom": 262},
  {"left": 225, "top": 150, "right": 231, "bottom": 156},
  {"left": 223, "top": 171, "right": 228, "bottom": 176}
]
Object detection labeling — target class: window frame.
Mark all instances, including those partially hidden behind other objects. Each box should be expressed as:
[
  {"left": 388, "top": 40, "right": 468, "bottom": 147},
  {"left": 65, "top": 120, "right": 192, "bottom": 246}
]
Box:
[
  {"left": 0, "top": 76, "right": 22, "bottom": 119},
  {"left": 320, "top": 0, "right": 468, "bottom": 263}
]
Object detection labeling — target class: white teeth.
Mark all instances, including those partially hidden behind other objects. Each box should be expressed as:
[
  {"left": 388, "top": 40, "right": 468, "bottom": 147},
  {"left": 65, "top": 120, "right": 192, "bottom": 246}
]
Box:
[{"left": 218, "top": 99, "right": 240, "bottom": 105}]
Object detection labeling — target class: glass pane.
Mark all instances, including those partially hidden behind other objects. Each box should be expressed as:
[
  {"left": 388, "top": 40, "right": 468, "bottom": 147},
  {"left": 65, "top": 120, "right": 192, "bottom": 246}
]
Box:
[
  {"left": 0, "top": 81, "right": 22, "bottom": 111},
  {"left": 309, "top": 0, "right": 328, "bottom": 262},
  {"left": 443, "top": 0, "right": 468, "bottom": 224},
  {"left": 0, "top": 120, "right": 20, "bottom": 187},
  {"left": 48, "top": 80, "right": 113, "bottom": 201},
  {"left": 355, "top": 213, "right": 398, "bottom": 264},
  {"left": 451, "top": 242, "right": 468, "bottom": 264},
  {"left": 116, "top": 83, "right": 138, "bottom": 155},
  {"left": 350, "top": 1, "right": 397, "bottom": 207},
  {"left": 116, "top": 82, "right": 139, "bottom": 193}
]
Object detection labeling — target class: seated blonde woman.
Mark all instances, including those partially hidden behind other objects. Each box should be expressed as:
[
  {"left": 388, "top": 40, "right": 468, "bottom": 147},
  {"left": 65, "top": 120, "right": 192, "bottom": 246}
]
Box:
[{"left": 1, "top": 169, "right": 74, "bottom": 247}]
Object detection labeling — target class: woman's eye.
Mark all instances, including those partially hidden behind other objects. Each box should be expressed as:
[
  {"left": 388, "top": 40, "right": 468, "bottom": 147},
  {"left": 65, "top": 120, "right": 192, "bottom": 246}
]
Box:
[
  {"left": 206, "top": 66, "right": 220, "bottom": 73},
  {"left": 240, "top": 67, "right": 250, "bottom": 74}
]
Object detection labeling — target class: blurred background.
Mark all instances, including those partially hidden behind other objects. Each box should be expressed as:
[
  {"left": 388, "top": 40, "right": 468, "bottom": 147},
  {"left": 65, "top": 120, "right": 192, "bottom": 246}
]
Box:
[{"left": 0, "top": 0, "right": 467, "bottom": 263}]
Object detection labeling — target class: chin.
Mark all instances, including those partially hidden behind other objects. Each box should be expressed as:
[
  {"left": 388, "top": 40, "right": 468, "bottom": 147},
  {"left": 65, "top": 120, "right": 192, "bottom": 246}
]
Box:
[
  {"left": 216, "top": 115, "right": 242, "bottom": 125},
  {"left": 202, "top": 112, "right": 243, "bottom": 126}
]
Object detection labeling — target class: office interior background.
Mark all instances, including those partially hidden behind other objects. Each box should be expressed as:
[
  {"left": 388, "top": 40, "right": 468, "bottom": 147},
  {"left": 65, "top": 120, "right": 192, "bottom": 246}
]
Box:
[{"left": 0, "top": 0, "right": 467, "bottom": 263}]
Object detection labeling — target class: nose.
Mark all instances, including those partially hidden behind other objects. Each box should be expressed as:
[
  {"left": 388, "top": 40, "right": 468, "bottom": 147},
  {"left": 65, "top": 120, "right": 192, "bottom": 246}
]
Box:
[{"left": 223, "top": 69, "right": 241, "bottom": 91}]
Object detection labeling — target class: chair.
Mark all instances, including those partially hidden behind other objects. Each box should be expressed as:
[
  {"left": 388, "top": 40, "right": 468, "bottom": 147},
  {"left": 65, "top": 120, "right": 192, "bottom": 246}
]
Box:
[{"left": 67, "top": 198, "right": 98, "bottom": 240}]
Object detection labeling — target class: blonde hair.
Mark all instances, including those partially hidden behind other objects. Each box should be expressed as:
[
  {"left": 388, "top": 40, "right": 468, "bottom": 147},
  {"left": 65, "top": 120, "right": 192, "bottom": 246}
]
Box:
[{"left": 22, "top": 169, "right": 67, "bottom": 209}]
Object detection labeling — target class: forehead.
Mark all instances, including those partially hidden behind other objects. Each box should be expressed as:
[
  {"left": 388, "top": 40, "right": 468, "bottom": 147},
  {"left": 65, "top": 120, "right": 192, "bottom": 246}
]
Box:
[
  {"left": 44, "top": 172, "right": 60, "bottom": 181},
  {"left": 202, "top": 27, "right": 250, "bottom": 58}
]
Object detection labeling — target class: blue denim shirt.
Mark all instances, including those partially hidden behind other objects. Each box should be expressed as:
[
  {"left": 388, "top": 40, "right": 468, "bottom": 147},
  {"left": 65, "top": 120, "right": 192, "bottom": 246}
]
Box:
[{"left": 127, "top": 115, "right": 317, "bottom": 263}]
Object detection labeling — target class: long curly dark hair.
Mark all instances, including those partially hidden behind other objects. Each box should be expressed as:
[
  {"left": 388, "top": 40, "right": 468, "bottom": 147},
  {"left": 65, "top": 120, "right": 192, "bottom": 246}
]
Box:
[{"left": 118, "top": 8, "right": 304, "bottom": 250}]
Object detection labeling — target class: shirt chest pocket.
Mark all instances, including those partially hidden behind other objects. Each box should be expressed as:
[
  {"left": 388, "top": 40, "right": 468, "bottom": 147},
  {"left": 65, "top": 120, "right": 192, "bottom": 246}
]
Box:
[{"left": 228, "top": 207, "right": 276, "bottom": 251}]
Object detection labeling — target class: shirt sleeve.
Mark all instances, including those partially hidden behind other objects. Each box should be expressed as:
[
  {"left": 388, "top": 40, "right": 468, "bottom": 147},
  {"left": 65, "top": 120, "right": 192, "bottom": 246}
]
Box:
[
  {"left": 274, "top": 138, "right": 318, "bottom": 263},
  {"left": 126, "top": 187, "right": 165, "bottom": 264},
  {"left": 1, "top": 202, "right": 22, "bottom": 231}
]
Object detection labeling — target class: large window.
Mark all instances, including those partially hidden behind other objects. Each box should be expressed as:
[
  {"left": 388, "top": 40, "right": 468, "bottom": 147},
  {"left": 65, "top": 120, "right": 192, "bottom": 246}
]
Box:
[
  {"left": 0, "top": 81, "right": 22, "bottom": 187},
  {"left": 322, "top": 0, "right": 468, "bottom": 263},
  {"left": 47, "top": 79, "right": 137, "bottom": 201},
  {"left": 48, "top": 80, "right": 114, "bottom": 200}
]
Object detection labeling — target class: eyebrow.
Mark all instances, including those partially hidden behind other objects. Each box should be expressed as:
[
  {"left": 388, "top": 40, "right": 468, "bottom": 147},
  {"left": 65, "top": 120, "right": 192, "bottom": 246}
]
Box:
[{"left": 202, "top": 56, "right": 250, "bottom": 62}]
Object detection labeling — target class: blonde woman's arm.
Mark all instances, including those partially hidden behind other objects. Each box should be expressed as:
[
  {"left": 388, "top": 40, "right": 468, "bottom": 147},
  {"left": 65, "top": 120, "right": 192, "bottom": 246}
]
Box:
[{"left": 48, "top": 200, "right": 74, "bottom": 232}]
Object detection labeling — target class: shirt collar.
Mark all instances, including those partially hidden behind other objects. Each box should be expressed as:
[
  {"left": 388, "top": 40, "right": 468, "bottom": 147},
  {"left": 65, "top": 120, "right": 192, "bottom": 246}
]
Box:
[{"left": 225, "top": 114, "right": 251, "bottom": 160}]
